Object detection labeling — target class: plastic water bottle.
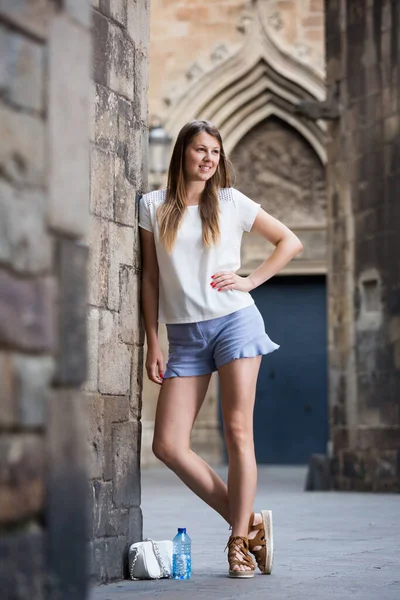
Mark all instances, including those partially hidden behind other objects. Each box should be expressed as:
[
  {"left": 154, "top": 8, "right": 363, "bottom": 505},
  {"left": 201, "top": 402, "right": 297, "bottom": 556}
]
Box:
[{"left": 172, "top": 527, "right": 192, "bottom": 579}]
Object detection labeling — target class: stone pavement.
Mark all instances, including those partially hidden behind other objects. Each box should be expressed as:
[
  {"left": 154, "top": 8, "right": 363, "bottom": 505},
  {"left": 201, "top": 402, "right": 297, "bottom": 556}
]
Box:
[{"left": 89, "top": 465, "right": 400, "bottom": 600}]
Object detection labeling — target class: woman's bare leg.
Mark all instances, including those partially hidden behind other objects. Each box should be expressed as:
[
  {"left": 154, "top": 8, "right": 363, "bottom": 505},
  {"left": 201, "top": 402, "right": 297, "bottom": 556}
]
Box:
[
  {"left": 218, "top": 356, "right": 261, "bottom": 570},
  {"left": 152, "top": 373, "right": 231, "bottom": 522}
]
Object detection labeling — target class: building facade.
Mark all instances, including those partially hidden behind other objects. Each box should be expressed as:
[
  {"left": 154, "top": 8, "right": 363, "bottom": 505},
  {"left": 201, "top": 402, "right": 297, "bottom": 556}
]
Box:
[{"left": 325, "top": 0, "right": 400, "bottom": 491}]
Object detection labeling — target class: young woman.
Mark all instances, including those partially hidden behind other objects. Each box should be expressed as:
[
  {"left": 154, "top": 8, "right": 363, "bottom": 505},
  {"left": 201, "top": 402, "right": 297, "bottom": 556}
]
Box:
[{"left": 139, "top": 120, "right": 303, "bottom": 578}]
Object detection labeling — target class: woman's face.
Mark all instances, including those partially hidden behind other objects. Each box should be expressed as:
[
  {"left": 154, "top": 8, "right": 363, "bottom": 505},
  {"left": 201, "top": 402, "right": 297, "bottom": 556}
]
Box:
[{"left": 184, "top": 132, "right": 221, "bottom": 183}]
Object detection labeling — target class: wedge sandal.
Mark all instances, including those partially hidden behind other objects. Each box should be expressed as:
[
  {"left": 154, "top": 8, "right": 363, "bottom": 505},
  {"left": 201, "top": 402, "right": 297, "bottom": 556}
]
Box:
[
  {"left": 248, "top": 510, "right": 274, "bottom": 574},
  {"left": 226, "top": 535, "right": 255, "bottom": 578}
]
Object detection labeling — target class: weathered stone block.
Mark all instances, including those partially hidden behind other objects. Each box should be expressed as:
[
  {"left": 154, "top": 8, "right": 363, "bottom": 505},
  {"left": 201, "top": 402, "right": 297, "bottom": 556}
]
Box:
[
  {"left": 88, "top": 216, "right": 109, "bottom": 308},
  {"left": 83, "top": 393, "right": 104, "bottom": 480},
  {"left": 0, "top": 270, "right": 55, "bottom": 352},
  {"left": 98, "top": 309, "right": 131, "bottom": 395},
  {"left": 0, "top": 353, "right": 14, "bottom": 426},
  {"left": 127, "top": 0, "right": 150, "bottom": 52},
  {"left": 108, "top": 222, "right": 134, "bottom": 311},
  {"left": 103, "top": 395, "right": 130, "bottom": 480},
  {"left": 100, "top": 0, "right": 128, "bottom": 27},
  {"left": 125, "top": 123, "right": 142, "bottom": 188},
  {"left": 47, "top": 389, "right": 88, "bottom": 599},
  {"left": 134, "top": 50, "right": 149, "bottom": 123},
  {"left": 0, "top": 0, "right": 55, "bottom": 40},
  {"left": 93, "top": 537, "right": 127, "bottom": 583},
  {"left": 0, "top": 104, "right": 44, "bottom": 186},
  {"left": 0, "top": 181, "right": 52, "bottom": 274},
  {"left": 9, "top": 354, "right": 54, "bottom": 427},
  {"left": 92, "top": 10, "right": 110, "bottom": 88},
  {"left": 83, "top": 307, "right": 99, "bottom": 392},
  {"left": 53, "top": 239, "right": 88, "bottom": 386},
  {"left": 90, "top": 146, "right": 114, "bottom": 219},
  {"left": 65, "top": 0, "right": 91, "bottom": 28},
  {"left": 130, "top": 343, "right": 144, "bottom": 421},
  {"left": 108, "top": 22, "right": 135, "bottom": 101},
  {"left": 115, "top": 154, "right": 136, "bottom": 226},
  {"left": 93, "top": 84, "right": 118, "bottom": 152},
  {"left": 0, "top": 526, "right": 45, "bottom": 600},
  {"left": 0, "top": 434, "right": 45, "bottom": 524},
  {"left": 112, "top": 421, "right": 141, "bottom": 508},
  {"left": 92, "top": 480, "right": 129, "bottom": 538},
  {"left": 48, "top": 15, "right": 90, "bottom": 238},
  {"left": 128, "top": 506, "right": 143, "bottom": 543},
  {"left": 119, "top": 266, "right": 140, "bottom": 344},
  {"left": 0, "top": 24, "right": 44, "bottom": 112}
]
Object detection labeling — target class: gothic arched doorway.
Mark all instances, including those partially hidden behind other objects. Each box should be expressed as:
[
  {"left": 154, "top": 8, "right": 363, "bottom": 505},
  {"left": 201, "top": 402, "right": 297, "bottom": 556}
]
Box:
[{"left": 221, "top": 117, "right": 328, "bottom": 464}]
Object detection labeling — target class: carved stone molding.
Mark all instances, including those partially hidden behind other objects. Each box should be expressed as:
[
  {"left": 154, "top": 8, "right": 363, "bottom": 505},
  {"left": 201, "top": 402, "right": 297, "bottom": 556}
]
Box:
[{"left": 164, "top": 9, "right": 326, "bottom": 161}]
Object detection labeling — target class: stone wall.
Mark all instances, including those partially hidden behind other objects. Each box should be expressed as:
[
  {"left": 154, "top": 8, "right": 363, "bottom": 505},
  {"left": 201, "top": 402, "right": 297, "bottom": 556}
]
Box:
[
  {"left": 85, "top": 0, "right": 150, "bottom": 583},
  {"left": 0, "top": 1, "right": 91, "bottom": 598},
  {"left": 325, "top": 0, "right": 400, "bottom": 491}
]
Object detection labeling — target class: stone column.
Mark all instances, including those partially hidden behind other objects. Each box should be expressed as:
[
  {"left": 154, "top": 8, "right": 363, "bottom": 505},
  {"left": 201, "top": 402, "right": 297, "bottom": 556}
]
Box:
[
  {"left": 85, "top": 0, "right": 150, "bottom": 582},
  {"left": 0, "top": 1, "right": 91, "bottom": 599},
  {"left": 325, "top": 0, "right": 400, "bottom": 491}
]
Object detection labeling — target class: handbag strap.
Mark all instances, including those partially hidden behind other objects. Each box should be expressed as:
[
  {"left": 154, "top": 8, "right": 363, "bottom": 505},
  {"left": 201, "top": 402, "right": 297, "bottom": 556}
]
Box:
[{"left": 130, "top": 538, "right": 170, "bottom": 580}]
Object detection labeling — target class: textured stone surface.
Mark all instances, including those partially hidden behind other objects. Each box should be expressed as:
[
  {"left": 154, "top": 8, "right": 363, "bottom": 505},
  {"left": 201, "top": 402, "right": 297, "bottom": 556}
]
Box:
[
  {"left": 90, "top": 146, "right": 115, "bottom": 219},
  {"left": 0, "top": 182, "right": 52, "bottom": 274},
  {"left": 53, "top": 239, "right": 88, "bottom": 386},
  {"left": 0, "top": 527, "right": 45, "bottom": 600},
  {"left": 98, "top": 309, "right": 131, "bottom": 395},
  {"left": 102, "top": 395, "right": 130, "bottom": 480},
  {"left": 84, "top": 393, "right": 104, "bottom": 480},
  {"left": 84, "top": 308, "right": 100, "bottom": 393},
  {"left": 114, "top": 155, "right": 136, "bottom": 226},
  {"left": 112, "top": 421, "right": 141, "bottom": 508},
  {"left": 0, "top": 24, "right": 44, "bottom": 112},
  {"left": 108, "top": 222, "right": 134, "bottom": 311},
  {"left": 119, "top": 265, "right": 140, "bottom": 344},
  {"left": 0, "top": 104, "right": 45, "bottom": 186},
  {"left": 88, "top": 217, "right": 109, "bottom": 308},
  {"left": 0, "top": 434, "right": 45, "bottom": 524},
  {"left": 47, "top": 389, "right": 89, "bottom": 599},
  {"left": 87, "top": 0, "right": 149, "bottom": 583},
  {"left": 230, "top": 117, "right": 326, "bottom": 226},
  {"left": 0, "top": 0, "right": 55, "bottom": 40},
  {"left": 0, "top": 270, "right": 55, "bottom": 352},
  {"left": 326, "top": 0, "right": 400, "bottom": 491},
  {"left": 93, "top": 84, "right": 118, "bottom": 152},
  {"left": 48, "top": 14, "right": 90, "bottom": 237},
  {"left": 108, "top": 21, "right": 135, "bottom": 101},
  {"left": 0, "top": 354, "right": 54, "bottom": 428},
  {"left": 65, "top": 0, "right": 91, "bottom": 27}
]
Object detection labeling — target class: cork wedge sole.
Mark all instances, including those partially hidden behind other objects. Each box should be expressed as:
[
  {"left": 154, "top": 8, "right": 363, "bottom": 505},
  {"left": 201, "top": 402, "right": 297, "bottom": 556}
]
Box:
[
  {"left": 228, "top": 569, "right": 255, "bottom": 579},
  {"left": 261, "top": 510, "right": 274, "bottom": 574}
]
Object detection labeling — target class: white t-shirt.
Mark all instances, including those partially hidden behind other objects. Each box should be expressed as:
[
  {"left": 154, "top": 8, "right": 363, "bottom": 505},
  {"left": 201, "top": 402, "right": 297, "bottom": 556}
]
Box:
[{"left": 139, "top": 187, "right": 261, "bottom": 324}]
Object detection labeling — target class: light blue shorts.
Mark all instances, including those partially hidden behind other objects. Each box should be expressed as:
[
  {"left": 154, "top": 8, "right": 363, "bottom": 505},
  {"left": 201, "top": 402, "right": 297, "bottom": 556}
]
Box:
[{"left": 163, "top": 304, "right": 280, "bottom": 379}]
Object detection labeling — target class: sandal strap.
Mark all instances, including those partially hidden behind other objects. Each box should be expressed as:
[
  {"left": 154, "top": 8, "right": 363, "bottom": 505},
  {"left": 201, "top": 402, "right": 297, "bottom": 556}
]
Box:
[{"left": 226, "top": 536, "right": 255, "bottom": 570}]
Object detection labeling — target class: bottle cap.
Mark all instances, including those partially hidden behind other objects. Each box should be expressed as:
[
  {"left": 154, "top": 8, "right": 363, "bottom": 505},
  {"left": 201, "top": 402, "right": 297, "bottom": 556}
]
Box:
[{"left": 178, "top": 527, "right": 186, "bottom": 533}]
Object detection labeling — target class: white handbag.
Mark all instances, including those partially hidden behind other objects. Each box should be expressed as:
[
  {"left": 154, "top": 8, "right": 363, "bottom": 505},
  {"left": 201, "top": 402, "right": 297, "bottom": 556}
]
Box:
[{"left": 129, "top": 538, "right": 173, "bottom": 580}]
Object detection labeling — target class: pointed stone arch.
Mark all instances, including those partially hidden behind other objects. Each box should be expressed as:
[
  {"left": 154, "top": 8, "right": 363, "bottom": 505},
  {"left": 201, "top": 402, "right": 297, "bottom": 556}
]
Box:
[{"left": 164, "top": 14, "right": 327, "bottom": 162}]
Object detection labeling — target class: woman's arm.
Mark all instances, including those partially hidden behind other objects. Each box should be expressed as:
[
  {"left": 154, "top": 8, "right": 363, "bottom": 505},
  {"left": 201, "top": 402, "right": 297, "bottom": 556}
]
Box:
[
  {"left": 211, "top": 207, "right": 303, "bottom": 293},
  {"left": 140, "top": 227, "right": 164, "bottom": 384},
  {"left": 246, "top": 207, "right": 303, "bottom": 291}
]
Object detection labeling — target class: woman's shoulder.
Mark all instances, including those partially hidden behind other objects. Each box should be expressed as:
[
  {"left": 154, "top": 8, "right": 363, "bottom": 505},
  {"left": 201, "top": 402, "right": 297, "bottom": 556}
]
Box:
[
  {"left": 218, "top": 187, "right": 244, "bottom": 203},
  {"left": 141, "top": 188, "right": 167, "bottom": 208}
]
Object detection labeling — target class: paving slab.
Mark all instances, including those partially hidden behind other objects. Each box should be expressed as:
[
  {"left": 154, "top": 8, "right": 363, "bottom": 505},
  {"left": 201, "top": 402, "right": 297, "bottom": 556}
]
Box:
[{"left": 89, "top": 465, "right": 400, "bottom": 600}]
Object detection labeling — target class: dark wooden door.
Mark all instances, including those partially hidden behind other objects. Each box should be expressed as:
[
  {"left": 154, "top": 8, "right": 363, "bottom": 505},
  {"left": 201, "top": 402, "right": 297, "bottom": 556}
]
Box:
[{"left": 218, "top": 275, "right": 329, "bottom": 464}]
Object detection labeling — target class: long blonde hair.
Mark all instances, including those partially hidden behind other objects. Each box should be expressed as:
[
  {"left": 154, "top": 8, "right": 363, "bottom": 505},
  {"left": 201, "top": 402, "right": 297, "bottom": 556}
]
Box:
[{"left": 157, "top": 121, "right": 231, "bottom": 253}]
